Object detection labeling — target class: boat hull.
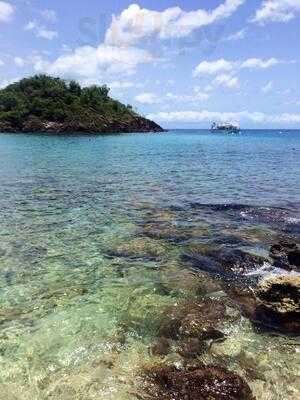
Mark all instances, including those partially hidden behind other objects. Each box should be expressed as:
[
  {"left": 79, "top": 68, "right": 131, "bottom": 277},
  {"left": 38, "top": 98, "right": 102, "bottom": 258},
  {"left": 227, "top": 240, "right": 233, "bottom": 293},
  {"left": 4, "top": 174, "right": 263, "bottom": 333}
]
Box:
[{"left": 210, "top": 128, "right": 241, "bottom": 133}]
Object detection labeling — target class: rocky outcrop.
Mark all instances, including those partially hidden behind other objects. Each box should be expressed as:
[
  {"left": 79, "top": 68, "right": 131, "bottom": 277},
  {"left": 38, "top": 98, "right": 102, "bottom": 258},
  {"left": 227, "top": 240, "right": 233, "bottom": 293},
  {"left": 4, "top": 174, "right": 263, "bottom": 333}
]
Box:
[
  {"left": 141, "top": 364, "right": 255, "bottom": 400},
  {"left": 1, "top": 115, "right": 164, "bottom": 134},
  {"left": 254, "top": 275, "right": 300, "bottom": 334},
  {"left": 227, "top": 276, "right": 300, "bottom": 335},
  {"left": 270, "top": 241, "right": 300, "bottom": 271},
  {"left": 0, "top": 121, "right": 16, "bottom": 132}
]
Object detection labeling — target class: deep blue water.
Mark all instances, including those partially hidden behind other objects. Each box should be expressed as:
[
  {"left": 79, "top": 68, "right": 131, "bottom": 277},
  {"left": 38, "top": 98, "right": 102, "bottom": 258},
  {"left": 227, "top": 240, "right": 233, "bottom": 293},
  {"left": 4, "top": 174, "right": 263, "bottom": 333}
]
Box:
[{"left": 0, "top": 129, "right": 299, "bottom": 400}]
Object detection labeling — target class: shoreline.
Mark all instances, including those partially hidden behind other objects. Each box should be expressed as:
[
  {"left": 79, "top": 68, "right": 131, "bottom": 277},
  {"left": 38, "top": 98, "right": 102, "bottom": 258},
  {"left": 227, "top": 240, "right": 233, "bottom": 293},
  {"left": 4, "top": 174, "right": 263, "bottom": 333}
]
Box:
[{"left": 0, "top": 117, "right": 165, "bottom": 135}]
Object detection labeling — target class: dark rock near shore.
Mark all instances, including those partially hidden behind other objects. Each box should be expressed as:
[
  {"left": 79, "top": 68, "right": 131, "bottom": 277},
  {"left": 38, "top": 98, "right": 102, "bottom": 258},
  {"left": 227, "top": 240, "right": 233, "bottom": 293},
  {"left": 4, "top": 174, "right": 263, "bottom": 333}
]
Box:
[
  {"left": 188, "top": 203, "right": 300, "bottom": 233},
  {"left": 141, "top": 364, "right": 255, "bottom": 400},
  {"left": 224, "top": 283, "right": 258, "bottom": 319},
  {"left": 199, "top": 328, "right": 226, "bottom": 341},
  {"left": 255, "top": 275, "right": 300, "bottom": 334},
  {"left": 270, "top": 241, "right": 300, "bottom": 271},
  {"left": 226, "top": 276, "right": 300, "bottom": 335},
  {"left": 183, "top": 244, "right": 265, "bottom": 278},
  {"left": 215, "top": 248, "right": 265, "bottom": 275}
]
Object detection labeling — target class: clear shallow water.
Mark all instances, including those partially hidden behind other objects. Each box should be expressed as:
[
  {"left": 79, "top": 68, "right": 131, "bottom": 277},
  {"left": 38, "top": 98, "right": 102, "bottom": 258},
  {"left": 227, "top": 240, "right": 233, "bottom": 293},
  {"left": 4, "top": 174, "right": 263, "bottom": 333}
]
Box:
[{"left": 0, "top": 130, "right": 299, "bottom": 400}]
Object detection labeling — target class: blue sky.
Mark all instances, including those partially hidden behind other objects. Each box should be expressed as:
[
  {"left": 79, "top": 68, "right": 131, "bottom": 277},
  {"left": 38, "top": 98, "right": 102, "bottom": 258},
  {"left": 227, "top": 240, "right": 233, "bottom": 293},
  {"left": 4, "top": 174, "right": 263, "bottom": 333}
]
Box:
[{"left": 1, "top": 0, "right": 300, "bottom": 128}]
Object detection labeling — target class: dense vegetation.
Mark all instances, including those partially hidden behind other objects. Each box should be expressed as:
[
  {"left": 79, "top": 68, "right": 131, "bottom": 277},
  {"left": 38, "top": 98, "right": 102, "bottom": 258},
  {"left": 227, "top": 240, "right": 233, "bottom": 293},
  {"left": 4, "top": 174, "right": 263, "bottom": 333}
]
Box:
[
  {"left": 0, "top": 75, "right": 135, "bottom": 125},
  {"left": 0, "top": 75, "right": 162, "bottom": 133}
]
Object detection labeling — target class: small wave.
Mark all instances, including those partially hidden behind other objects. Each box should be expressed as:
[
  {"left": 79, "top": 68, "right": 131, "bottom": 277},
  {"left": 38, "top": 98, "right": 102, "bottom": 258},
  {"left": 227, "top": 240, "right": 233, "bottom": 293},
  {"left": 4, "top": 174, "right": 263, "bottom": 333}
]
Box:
[
  {"left": 189, "top": 202, "right": 298, "bottom": 226},
  {"left": 245, "top": 261, "right": 299, "bottom": 279},
  {"left": 285, "top": 217, "right": 300, "bottom": 224}
]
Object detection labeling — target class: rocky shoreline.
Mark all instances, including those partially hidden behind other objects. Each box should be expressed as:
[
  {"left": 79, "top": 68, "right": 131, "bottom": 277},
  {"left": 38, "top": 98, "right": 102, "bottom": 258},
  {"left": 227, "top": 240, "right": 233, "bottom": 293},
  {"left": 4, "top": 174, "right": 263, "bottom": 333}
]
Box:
[{"left": 0, "top": 115, "right": 164, "bottom": 134}]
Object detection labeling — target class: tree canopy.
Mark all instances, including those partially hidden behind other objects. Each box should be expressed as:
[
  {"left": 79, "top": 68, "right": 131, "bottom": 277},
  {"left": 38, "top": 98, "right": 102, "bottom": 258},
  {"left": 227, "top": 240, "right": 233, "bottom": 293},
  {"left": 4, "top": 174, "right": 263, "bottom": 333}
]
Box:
[{"left": 0, "top": 75, "right": 137, "bottom": 128}]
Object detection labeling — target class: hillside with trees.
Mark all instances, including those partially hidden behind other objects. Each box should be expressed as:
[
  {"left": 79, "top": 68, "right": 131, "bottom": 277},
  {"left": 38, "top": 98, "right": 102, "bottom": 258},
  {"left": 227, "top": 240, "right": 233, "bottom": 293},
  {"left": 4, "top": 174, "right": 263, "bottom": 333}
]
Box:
[{"left": 0, "top": 75, "right": 163, "bottom": 133}]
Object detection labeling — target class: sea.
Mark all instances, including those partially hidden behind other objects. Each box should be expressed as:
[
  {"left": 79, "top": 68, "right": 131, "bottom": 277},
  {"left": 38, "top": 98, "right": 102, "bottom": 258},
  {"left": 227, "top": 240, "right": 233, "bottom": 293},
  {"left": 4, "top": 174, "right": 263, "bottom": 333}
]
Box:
[{"left": 0, "top": 129, "right": 299, "bottom": 399}]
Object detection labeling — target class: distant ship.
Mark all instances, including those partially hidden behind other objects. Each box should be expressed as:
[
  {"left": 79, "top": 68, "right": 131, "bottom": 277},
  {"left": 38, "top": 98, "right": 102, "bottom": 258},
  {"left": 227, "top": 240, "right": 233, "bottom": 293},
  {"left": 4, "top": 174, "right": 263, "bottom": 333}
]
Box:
[{"left": 210, "top": 122, "right": 241, "bottom": 133}]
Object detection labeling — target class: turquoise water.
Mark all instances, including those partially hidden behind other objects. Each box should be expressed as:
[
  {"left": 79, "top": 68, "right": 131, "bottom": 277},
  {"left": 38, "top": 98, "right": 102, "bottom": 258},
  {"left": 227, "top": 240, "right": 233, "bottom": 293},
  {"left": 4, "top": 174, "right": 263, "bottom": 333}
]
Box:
[{"left": 0, "top": 130, "right": 299, "bottom": 399}]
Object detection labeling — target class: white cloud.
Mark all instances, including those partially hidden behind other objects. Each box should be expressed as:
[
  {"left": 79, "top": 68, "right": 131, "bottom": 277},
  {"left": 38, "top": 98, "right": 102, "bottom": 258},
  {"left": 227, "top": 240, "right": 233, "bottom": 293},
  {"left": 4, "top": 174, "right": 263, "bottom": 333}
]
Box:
[
  {"left": 134, "top": 87, "right": 210, "bottom": 105},
  {"left": 105, "top": 1, "right": 245, "bottom": 46},
  {"left": 0, "top": 1, "right": 14, "bottom": 22},
  {"left": 0, "top": 59, "right": 4, "bottom": 66},
  {"left": 194, "top": 57, "right": 282, "bottom": 77},
  {"left": 166, "top": 89, "right": 210, "bottom": 102},
  {"left": 213, "top": 74, "right": 239, "bottom": 88},
  {"left": 24, "top": 20, "right": 58, "bottom": 40},
  {"left": 135, "top": 92, "right": 159, "bottom": 104},
  {"left": 240, "top": 57, "right": 280, "bottom": 69},
  {"left": 41, "top": 9, "right": 57, "bottom": 23},
  {"left": 147, "top": 110, "right": 300, "bottom": 125},
  {"left": 251, "top": 0, "right": 300, "bottom": 24},
  {"left": 33, "top": 45, "right": 154, "bottom": 79},
  {"left": 194, "top": 59, "right": 234, "bottom": 76},
  {"left": 261, "top": 81, "right": 273, "bottom": 93},
  {"left": 14, "top": 57, "right": 26, "bottom": 67},
  {"left": 36, "top": 28, "right": 58, "bottom": 40}
]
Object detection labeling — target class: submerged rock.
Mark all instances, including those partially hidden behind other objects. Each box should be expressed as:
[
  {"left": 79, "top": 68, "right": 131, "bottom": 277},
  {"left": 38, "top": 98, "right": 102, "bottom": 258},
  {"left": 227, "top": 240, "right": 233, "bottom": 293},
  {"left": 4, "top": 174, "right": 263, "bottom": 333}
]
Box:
[
  {"left": 160, "top": 262, "right": 222, "bottom": 297},
  {"left": 106, "top": 237, "right": 166, "bottom": 259},
  {"left": 150, "top": 337, "right": 171, "bottom": 357},
  {"left": 142, "top": 222, "right": 190, "bottom": 243},
  {"left": 158, "top": 298, "right": 226, "bottom": 340},
  {"left": 177, "top": 338, "right": 205, "bottom": 358},
  {"left": 211, "top": 336, "right": 243, "bottom": 358},
  {"left": 224, "top": 283, "right": 258, "bottom": 320},
  {"left": 141, "top": 364, "right": 255, "bottom": 400},
  {"left": 0, "top": 308, "right": 34, "bottom": 327},
  {"left": 220, "top": 227, "right": 278, "bottom": 246}
]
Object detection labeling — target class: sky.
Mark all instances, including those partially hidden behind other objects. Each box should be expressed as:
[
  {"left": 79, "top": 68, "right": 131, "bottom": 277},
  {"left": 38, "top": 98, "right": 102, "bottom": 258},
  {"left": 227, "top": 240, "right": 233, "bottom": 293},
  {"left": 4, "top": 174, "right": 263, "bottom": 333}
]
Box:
[{"left": 1, "top": 0, "right": 300, "bottom": 128}]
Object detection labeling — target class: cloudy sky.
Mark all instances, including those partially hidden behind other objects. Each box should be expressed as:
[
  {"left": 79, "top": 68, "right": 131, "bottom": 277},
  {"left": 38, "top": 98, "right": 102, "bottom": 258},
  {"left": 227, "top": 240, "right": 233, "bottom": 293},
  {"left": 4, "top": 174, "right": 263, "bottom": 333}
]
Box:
[{"left": 1, "top": 0, "right": 300, "bottom": 128}]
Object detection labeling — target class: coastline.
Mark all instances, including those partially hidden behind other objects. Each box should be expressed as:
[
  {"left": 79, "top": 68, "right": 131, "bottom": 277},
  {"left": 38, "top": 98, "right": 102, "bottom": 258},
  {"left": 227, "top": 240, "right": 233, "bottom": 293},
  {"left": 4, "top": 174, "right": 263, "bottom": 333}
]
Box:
[{"left": 0, "top": 116, "right": 164, "bottom": 134}]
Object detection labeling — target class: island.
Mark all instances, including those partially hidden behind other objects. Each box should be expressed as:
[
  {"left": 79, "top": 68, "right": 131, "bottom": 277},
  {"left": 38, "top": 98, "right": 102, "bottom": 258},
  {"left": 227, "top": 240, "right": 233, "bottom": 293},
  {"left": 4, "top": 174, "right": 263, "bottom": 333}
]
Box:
[{"left": 0, "top": 75, "right": 163, "bottom": 133}]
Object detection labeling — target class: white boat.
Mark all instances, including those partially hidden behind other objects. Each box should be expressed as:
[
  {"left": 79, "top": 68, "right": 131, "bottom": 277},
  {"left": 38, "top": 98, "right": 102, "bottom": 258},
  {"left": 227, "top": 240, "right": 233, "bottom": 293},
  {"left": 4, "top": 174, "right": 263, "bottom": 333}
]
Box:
[{"left": 210, "top": 122, "right": 241, "bottom": 133}]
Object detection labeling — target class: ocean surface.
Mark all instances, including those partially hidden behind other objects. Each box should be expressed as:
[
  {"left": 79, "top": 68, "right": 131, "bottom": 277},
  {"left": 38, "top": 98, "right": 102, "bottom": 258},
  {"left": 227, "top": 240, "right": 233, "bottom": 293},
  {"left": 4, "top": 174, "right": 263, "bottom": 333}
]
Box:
[{"left": 0, "top": 129, "right": 299, "bottom": 400}]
